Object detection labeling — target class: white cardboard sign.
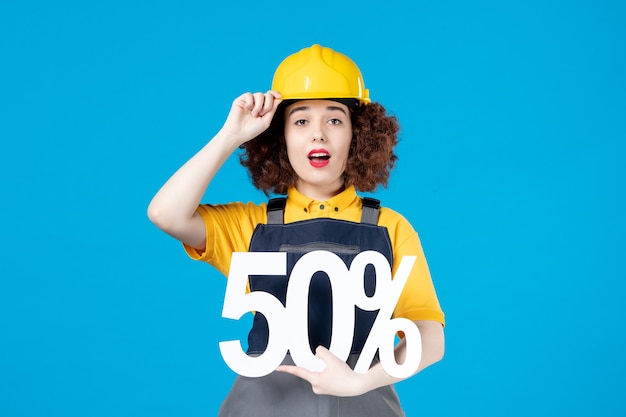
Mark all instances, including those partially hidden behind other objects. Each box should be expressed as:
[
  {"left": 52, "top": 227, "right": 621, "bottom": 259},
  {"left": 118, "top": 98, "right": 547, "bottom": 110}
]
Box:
[{"left": 219, "top": 250, "right": 422, "bottom": 378}]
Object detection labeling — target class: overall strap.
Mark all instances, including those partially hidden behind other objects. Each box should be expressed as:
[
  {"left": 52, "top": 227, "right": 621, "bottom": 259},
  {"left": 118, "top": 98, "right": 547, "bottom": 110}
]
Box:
[
  {"left": 360, "top": 197, "right": 381, "bottom": 225},
  {"left": 265, "top": 196, "right": 381, "bottom": 225},
  {"left": 266, "top": 197, "right": 287, "bottom": 224}
]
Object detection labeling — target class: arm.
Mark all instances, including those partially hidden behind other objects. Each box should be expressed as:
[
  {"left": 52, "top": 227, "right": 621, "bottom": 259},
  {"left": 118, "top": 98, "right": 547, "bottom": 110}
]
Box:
[
  {"left": 147, "top": 91, "right": 282, "bottom": 249},
  {"left": 276, "top": 320, "right": 444, "bottom": 397}
]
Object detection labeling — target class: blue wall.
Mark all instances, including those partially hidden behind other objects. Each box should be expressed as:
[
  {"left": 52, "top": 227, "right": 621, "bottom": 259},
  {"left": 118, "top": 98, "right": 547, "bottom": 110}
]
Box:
[{"left": 1, "top": 1, "right": 624, "bottom": 415}]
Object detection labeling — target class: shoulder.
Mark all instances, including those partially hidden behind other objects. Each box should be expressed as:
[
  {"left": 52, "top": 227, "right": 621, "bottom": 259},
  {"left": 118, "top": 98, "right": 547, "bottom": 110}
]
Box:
[
  {"left": 378, "top": 206, "right": 416, "bottom": 233},
  {"left": 378, "top": 205, "right": 422, "bottom": 249}
]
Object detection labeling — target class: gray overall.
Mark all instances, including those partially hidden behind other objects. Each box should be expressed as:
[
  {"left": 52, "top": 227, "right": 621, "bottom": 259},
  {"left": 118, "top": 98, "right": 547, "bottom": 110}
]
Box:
[{"left": 218, "top": 198, "right": 405, "bottom": 417}]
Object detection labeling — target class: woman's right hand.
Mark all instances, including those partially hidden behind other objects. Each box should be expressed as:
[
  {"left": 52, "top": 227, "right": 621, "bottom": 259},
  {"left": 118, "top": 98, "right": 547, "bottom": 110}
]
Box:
[
  {"left": 219, "top": 90, "right": 283, "bottom": 147},
  {"left": 147, "top": 90, "right": 282, "bottom": 250}
]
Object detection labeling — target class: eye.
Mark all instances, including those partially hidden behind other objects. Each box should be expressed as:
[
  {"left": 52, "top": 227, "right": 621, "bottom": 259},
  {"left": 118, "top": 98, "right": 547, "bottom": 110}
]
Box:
[
  {"left": 294, "top": 119, "right": 307, "bottom": 126},
  {"left": 328, "top": 118, "right": 343, "bottom": 125}
]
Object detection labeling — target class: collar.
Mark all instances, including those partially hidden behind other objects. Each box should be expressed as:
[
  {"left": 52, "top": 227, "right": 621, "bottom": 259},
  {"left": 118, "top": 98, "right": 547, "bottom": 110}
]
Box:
[{"left": 285, "top": 185, "right": 361, "bottom": 219}]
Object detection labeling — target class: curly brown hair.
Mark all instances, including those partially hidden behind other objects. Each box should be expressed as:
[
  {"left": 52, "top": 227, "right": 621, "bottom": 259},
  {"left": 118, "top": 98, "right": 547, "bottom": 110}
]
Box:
[{"left": 239, "top": 101, "right": 400, "bottom": 196}]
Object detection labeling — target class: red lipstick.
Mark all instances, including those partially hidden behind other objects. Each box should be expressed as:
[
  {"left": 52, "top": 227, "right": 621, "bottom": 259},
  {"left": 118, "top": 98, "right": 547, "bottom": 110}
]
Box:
[{"left": 308, "top": 149, "right": 331, "bottom": 168}]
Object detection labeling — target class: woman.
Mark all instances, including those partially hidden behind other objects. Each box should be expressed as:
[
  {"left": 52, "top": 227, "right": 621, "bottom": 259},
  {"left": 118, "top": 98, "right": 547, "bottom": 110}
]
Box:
[{"left": 148, "top": 44, "right": 445, "bottom": 416}]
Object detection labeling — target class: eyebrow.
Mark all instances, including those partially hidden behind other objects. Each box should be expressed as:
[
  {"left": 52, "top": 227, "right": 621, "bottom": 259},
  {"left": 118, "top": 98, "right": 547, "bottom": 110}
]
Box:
[{"left": 287, "top": 105, "right": 347, "bottom": 118}]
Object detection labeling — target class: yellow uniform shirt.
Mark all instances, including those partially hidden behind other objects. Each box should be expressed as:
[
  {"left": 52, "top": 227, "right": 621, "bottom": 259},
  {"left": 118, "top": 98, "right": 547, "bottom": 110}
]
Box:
[{"left": 184, "top": 186, "right": 445, "bottom": 326}]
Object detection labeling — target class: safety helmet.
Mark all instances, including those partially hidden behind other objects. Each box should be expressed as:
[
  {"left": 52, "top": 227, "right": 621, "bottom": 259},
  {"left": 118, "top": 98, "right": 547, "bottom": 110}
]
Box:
[{"left": 271, "top": 44, "right": 370, "bottom": 105}]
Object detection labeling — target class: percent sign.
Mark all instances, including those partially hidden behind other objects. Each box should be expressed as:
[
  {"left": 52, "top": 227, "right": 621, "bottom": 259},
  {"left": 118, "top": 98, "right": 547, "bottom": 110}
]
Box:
[
  {"left": 220, "top": 250, "right": 422, "bottom": 379},
  {"left": 350, "top": 251, "right": 422, "bottom": 378}
]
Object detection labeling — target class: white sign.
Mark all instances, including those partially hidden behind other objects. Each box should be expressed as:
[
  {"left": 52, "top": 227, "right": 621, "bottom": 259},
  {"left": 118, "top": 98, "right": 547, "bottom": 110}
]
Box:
[{"left": 219, "top": 250, "right": 422, "bottom": 378}]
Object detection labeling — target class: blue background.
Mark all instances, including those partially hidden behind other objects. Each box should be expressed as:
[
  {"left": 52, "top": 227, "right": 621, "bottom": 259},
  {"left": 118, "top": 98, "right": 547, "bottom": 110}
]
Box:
[{"left": 1, "top": 1, "right": 624, "bottom": 416}]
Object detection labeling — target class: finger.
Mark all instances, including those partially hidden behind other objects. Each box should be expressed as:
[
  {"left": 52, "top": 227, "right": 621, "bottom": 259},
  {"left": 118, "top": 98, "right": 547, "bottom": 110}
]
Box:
[
  {"left": 267, "top": 89, "right": 283, "bottom": 109},
  {"left": 314, "top": 345, "right": 336, "bottom": 363},
  {"left": 251, "top": 92, "right": 265, "bottom": 116},
  {"left": 235, "top": 92, "right": 254, "bottom": 111},
  {"left": 259, "top": 91, "right": 277, "bottom": 116},
  {"left": 276, "top": 365, "right": 316, "bottom": 382},
  {"left": 269, "top": 90, "right": 283, "bottom": 112},
  {"left": 268, "top": 89, "right": 282, "bottom": 100}
]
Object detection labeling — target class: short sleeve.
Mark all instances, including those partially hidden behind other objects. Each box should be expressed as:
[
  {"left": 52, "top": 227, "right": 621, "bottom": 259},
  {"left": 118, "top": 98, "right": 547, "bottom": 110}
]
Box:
[
  {"left": 182, "top": 202, "right": 266, "bottom": 277},
  {"left": 380, "top": 208, "right": 445, "bottom": 326}
]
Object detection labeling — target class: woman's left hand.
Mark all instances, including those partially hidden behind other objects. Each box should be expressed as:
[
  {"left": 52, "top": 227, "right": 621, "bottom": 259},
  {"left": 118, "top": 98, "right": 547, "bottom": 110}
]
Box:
[{"left": 276, "top": 346, "right": 368, "bottom": 397}]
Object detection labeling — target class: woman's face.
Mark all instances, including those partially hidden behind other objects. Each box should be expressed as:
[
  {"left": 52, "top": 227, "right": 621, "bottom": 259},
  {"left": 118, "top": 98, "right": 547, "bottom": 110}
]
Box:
[{"left": 283, "top": 100, "right": 353, "bottom": 201}]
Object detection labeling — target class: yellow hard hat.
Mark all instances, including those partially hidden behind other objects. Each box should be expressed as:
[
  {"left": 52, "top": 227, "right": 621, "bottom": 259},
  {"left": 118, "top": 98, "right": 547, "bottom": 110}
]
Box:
[{"left": 272, "top": 44, "right": 370, "bottom": 105}]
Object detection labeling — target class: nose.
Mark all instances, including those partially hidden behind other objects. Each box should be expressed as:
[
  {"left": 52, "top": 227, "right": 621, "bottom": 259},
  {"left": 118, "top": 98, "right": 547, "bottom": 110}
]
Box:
[{"left": 312, "top": 121, "right": 325, "bottom": 142}]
